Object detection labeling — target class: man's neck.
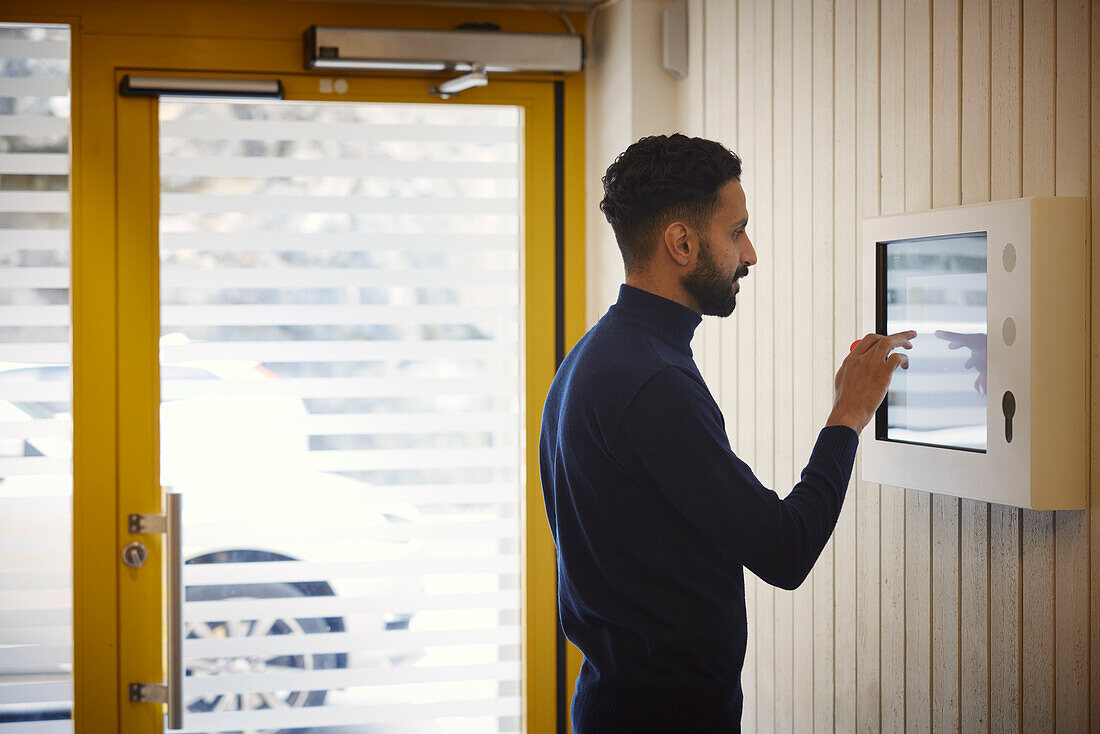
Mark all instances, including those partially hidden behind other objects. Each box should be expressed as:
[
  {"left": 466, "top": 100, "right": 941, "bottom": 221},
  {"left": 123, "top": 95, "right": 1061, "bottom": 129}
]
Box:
[{"left": 623, "top": 275, "right": 703, "bottom": 315}]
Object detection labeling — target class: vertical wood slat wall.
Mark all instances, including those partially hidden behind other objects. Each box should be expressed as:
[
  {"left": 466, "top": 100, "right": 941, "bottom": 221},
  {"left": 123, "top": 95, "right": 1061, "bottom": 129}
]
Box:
[{"left": 690, "top": 0, "right": 1095, "bottom": 729}]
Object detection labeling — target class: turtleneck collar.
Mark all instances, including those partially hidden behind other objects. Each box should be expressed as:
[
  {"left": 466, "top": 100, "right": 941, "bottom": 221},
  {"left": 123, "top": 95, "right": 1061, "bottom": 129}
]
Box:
[{"left": 610, "top": 284, "right": 703, "bottom": 354}]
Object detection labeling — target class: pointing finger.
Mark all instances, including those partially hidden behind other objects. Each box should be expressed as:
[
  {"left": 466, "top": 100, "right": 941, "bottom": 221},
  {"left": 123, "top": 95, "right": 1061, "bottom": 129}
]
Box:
[
  {"left": 874, "top": 331, "right": 916, "bottom": 358},
  {"left": 889, "top": 329, "right": 918, "bottom": 344}
]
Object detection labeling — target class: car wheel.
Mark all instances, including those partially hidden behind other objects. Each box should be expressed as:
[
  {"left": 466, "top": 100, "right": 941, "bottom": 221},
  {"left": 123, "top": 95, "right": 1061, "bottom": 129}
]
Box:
[{"left": 184, "top": 549, "right": 347, "bottom": 734}]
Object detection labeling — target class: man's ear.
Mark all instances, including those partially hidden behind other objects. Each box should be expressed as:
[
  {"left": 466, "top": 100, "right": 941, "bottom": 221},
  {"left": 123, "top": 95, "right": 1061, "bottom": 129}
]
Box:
[{"left": 662, "top": 222, "right": 693, "bottom": 266}]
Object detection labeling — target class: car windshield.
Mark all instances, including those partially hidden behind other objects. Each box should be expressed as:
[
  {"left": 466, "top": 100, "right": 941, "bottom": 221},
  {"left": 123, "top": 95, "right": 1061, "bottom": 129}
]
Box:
[{"left": 1, "top": 363, "right": 311, "bottom": 467}]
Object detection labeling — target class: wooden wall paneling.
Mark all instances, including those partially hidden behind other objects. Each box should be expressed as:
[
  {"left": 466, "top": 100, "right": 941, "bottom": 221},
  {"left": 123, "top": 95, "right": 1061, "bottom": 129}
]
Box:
[
  {"left": 811, "top": 0, "right": 837, "bottom": 729},
  {"left": 903, "top": 0, "right": 933, "bottom": 730},
  {"left": 1020, "top": 0, "right": 1056, "bottom": 730},
  {"left": 705, "top": 0, "right": 739, "bottom": 424},
  {"left": 736, "top": 0, "right": 758, "bottom": 496},
  {"left": 594, "top": 0, "right": 1099, "bottom": 730},
  {"left": 772, "top": 1, "right": 794, "bottom": 725},
  {"left": 930, "top": 495, "right": 961, "bottom": 734},
  {"left": 988, "top": 0, "right": 1022, "bottom": 730},
  {"left": 854, "top": 0, "right": 881, "bottom": 729},
  {"left": 931, "top": 0, "right": 960, "bottom": 201},
  {"left": 717, "top": 0, "right": 741, "bottom": 430},
  {"left": 703, "top": 0, "right": 734, "bottom": 452},
  {"left": 1021, "top": 0, "right": 1056, "bottom": 196},
  {"left": 959, "top": 502, "right": 990, "bottom": 732},
  {"left": 832, "top": 0, "right": 858, "bottom": 729},
  {"left": 772, "top": 0, "right": 793, "bottom": 504},
  {"left": 930, "top": 1, "right": 962, "bottom": 732},
  {"left": 752, "top": 0, "right": 775, "bottom": 492},
  {"left": 960, "top": 0, "right": 990, "bottom": 205},
  {"left": 1091, "top": 0, "right": 1099, "bottom": 725},
  {"left": 753, "top": 0, "right": 776, "bottom": 728},
  {"left": 704, "top": 0, "right": 730, "bottom": 424},
  {"left": 693, "top": 0, "right": 722, "bottom": 398},
  {"left": 703, "top": 16, "right": 743, "bottom": 714},
  {"left": 879, "top": 0, "right": 906, "bottom": 217},
  {"left": 989, "top": 0, "right": 1022, "bottom": 202},
  {"left": 735, "top": 1, "right": 759, "bottom": 728},
  {"left": 694, "top": 0, "right": 722, "bottom": 393},
  {"left": 691, "top": 0, "right": 1097, "bottom": 730},
  {"left": 904, "top": 496, "right": 932, "bottom": 734},
  {"left": 1052, "top": 520, "right": 1089, "bottom": 726},
  {"left": 878, "top": 486, "right": 907, "bottom": 730},
  {"left": 878, "top": 2, "right": 907, "bottom": 730},
  {"left": 1052, "top": 0, "right": 1090, "bottom": 730},
  {"left": 959, "top": 1, "right": 991, "bottom": 730},
  {"left": 1019, "top": 505, "right": 1054, "bottom": 734},
  {"left": 703, "top": 0, "right": 738, "bottom": 149},
  {"left": 704, "top": 0, "right": 750, "bottom": 726},
  {"left": 904, "top": 0, "right": 933, "bottom": 211},
  {"left": 791, "top": 1, "right": 816, "bottom": 729},
  {"left": 771, "top": 0, "right": 795, "bottom": 727},
  {"left": 989, "top": 509, "right": 1021, "bottom": 734}
]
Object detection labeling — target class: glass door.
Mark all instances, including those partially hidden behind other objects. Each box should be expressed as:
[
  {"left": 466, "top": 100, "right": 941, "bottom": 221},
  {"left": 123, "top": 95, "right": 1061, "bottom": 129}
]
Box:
[
  {"left": 160, "top": 96, "right": 525, "bottom": 734},
  {"left": 0, "top": 22, "right": 74, "bottom": 732},
  {"left": 116, "top": 73, "right": 558, "bottom": 734}
]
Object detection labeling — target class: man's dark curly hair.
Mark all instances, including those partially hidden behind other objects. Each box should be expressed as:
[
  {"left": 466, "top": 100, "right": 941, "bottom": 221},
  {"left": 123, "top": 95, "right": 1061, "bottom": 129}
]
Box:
[{"left": 600, "top": 134, "right": 742, "bottom": 273}]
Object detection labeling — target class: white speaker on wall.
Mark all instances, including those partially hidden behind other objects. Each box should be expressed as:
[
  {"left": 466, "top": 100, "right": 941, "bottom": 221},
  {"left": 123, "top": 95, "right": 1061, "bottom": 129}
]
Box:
[{"left": 662, "top": 0, "right": 688, "bottom": 79}]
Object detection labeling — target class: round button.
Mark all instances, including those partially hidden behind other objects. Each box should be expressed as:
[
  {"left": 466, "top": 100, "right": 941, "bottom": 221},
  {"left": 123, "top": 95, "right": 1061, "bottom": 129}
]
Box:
[
  {"left": 1002, "top": 317, "right": 1016, "bottom": 346},
  {"left": 1002, "top": 243, "right": 1017, "bottom": 272}
]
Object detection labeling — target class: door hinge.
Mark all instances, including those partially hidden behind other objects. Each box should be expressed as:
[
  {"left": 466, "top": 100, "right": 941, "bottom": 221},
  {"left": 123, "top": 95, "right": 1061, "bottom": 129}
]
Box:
[{"left": 129, "top": 682, "right": 168, "bottom": 704}]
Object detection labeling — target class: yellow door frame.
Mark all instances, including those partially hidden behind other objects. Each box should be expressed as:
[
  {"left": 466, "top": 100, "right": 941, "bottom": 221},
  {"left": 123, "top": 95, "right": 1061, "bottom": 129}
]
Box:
[
  {"left": 1, "top": 2, "right": 586, "bottom": 733},
  {"left": 117, "top": 67, "right": 558, "bottom": 734}
]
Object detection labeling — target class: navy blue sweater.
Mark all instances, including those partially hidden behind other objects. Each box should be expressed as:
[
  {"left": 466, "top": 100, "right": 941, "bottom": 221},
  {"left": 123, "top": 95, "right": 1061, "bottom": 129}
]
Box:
[{"left": 539, "top": 284, "right": 858, "bottom": 732}]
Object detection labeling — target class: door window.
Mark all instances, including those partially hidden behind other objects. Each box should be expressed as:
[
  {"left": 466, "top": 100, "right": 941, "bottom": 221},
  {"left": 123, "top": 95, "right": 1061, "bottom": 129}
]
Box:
[
  {"left": 159, "top": 98, "right": 524, "bottom": 733},
  {"left": 0, "top": 22, "right": 73, "bottom": 731}
]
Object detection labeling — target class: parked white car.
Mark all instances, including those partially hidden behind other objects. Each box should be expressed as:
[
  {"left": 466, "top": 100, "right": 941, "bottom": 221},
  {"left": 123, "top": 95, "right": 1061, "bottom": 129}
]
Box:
[{"left": 1, "top": 359, "right": 424, "bottom": 727}]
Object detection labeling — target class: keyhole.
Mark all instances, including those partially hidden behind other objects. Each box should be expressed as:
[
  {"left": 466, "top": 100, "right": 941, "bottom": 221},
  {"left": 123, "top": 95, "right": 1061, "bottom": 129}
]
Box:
[
  {"left": 1002, "top": 391, "right": 1016, "bottom": 443},
  {"left": 122, "top": 541, "right": 148, "bottom": 568}
]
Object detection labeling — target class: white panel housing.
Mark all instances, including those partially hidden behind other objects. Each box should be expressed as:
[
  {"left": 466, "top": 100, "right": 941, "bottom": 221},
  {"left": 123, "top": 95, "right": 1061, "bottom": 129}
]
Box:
[{"left": 860, "top": 197, "right": 1088, "bottom": 510}]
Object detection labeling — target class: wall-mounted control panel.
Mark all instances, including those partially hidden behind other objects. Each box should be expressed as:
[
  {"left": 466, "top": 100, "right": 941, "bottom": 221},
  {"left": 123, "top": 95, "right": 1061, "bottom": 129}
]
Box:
[{"left": 860, "top": 197, "right": 1088, "bottom": 511}]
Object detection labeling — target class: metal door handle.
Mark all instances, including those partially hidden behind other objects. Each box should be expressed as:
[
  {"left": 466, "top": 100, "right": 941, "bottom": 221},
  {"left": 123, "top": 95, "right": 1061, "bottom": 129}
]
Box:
[
  {"left": 128, "top": 490, "right": 183, "bottom": 730},
  {"left": 165, "top": 491, "right": 183, "bottom": 730}
]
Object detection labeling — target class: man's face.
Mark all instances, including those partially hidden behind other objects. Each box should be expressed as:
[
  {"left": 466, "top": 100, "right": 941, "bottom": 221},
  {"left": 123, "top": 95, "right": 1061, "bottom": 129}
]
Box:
[{"left": 681, "top": 179, "right": 756, "bottom": 317}]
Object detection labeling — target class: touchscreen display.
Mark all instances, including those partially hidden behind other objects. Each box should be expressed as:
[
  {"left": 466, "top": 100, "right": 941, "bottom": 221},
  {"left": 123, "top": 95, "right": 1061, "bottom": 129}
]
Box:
[{"left": 879, "top": 232, "right": 987, "bottom": 452}]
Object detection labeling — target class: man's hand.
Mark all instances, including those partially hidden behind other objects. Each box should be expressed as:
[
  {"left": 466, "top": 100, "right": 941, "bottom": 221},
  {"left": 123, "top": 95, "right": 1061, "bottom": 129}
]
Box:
[{"left": 825, "top": 331, "right": 916, "bottom": 433}]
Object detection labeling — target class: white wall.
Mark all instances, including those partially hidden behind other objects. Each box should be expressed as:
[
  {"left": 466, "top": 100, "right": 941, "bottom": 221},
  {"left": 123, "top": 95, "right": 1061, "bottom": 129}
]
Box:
[
  {"left": 585, "top": 0, "right": 722, "bottom": 382},
  {"left": 584, "top": 0, "right": 1098, "bottom": 730},
  {"left": 584, "top": 0, "right": 699, "bottom": 325}
]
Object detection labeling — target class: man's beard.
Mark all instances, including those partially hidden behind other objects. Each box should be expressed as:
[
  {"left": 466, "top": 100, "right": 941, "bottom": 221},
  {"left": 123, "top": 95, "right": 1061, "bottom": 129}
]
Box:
[{"left": 681, "top": 236, "right": 748, "bottom": 317}]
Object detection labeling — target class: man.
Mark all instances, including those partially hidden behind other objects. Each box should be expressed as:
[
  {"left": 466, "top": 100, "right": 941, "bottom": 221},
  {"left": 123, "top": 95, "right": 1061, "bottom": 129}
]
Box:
[{"left": 539, "top": 134, "right": 913, "bottom": 732}]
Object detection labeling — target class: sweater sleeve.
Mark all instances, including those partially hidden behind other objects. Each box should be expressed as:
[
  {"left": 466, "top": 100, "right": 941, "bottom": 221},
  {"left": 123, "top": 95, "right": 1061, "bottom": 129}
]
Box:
[{"left": 611, "top": 366, "right": 859, "bottom": 590}]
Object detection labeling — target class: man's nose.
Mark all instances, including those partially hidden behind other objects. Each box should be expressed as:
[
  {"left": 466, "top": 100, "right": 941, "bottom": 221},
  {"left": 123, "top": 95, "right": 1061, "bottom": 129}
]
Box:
[{"left": 743, "top": 236, "right": 758, "bottom": 267}]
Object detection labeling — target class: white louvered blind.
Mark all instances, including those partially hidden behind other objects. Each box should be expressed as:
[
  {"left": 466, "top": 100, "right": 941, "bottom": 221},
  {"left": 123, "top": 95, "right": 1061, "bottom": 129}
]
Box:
[
  {"left": 159, "top": 99, "right": 524, "bottom": 733},
  {"left": 0, "top": 23, "right": 73, "bottom": 733}
]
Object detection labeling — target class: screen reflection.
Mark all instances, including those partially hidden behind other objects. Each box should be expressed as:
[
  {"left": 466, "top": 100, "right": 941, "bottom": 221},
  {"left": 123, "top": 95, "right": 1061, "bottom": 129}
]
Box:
[{"left": 881, "top": 233, "right": 988, "bottom": 451}]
